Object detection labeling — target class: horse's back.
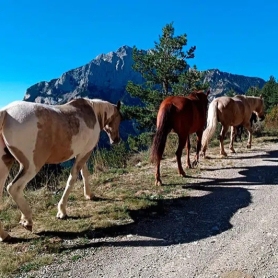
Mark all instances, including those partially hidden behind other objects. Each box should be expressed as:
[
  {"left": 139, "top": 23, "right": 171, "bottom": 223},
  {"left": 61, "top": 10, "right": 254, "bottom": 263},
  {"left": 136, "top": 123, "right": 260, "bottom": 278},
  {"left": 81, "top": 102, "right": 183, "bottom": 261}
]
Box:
[
  {"left": 160, "top": 95, "right": 207, "bottom": 133},
  {"left": 2, "top": 100, "right": 100, "bottom": 165},
  {"left": 214, "top": 96, "right": 246, "bottom": 126}
]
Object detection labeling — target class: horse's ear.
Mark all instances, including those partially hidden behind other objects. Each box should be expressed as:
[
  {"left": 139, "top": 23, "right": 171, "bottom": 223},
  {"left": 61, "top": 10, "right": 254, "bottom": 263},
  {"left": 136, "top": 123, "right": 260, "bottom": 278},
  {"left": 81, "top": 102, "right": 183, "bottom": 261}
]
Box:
[
  {"left": 260, "top": 95, "right": 263, "bottom": 99},
  {"left": 116, "top": 101, "right": 121, "bottom": 110},
  {"left": 206, "top": 89, "right": 210, "bottom": 96}
]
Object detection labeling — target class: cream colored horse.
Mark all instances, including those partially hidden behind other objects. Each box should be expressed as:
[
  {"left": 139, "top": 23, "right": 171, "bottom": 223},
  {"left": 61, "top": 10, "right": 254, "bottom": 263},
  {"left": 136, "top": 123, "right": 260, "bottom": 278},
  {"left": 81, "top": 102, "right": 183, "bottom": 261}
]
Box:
[
  {"left": 201, "top": 95, "right": 265, "bottom": 157},
  {"left": 0, "top": 98, "right": 121, "bottom": 242}
]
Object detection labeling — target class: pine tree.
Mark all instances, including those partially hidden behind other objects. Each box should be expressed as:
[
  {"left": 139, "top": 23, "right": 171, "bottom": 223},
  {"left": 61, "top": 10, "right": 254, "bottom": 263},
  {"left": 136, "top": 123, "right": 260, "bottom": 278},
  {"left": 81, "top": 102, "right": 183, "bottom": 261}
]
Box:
[
  {"left": 123, "top": 22, "right": 207, "bottom": 131},
  {"left": 225, "top": 89, "right": 236, "bottom": 97}
]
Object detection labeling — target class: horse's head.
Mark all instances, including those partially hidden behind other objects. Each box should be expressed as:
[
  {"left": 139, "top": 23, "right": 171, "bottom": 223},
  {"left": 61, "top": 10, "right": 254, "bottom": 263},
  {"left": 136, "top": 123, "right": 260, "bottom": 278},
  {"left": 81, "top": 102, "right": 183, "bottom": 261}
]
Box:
[
  {"left": 103, "top": 101, "right": 122, "bottom": 144},
  {"left": 254, "top": 95, "right": 265, "bottom": 121}
]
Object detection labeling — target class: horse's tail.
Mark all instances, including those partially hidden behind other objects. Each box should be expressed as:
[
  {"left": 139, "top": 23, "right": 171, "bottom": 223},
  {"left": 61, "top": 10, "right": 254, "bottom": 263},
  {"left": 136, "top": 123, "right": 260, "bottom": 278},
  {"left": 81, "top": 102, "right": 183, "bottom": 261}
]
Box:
[
  {"left": 201, "top": 100, "right": 218, "bottom": 150},
  {"left": 150, "top": 104, "right": 173, "bottom": 164}
]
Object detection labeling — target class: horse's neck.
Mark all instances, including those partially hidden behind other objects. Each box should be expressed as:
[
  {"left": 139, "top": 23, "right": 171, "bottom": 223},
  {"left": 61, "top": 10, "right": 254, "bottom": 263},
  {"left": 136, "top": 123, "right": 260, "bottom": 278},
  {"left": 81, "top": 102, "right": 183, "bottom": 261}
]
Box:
[
  {"left": 246, "top": 97, "right": 260, "bottom": 111},
  {"left": 91, "top": 101, "right": 114, "bottom": 129}
]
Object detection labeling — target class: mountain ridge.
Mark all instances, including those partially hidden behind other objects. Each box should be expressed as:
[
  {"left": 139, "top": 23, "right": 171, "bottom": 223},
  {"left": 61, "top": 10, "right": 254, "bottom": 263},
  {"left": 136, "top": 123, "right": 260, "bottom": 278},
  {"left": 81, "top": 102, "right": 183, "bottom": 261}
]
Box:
[{"left": 23, "top": 45, "right": 266, "bottom": 106}]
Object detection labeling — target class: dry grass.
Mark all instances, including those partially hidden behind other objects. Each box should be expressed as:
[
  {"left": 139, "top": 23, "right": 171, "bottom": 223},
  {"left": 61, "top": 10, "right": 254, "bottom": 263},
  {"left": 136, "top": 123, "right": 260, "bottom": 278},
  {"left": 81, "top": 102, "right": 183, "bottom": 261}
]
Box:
[
  {"left": 0, "top": 135, "right": 275, "bottom": 277},
  {"left": 0, "top": 151, "right": 189, "bottom": 276}
]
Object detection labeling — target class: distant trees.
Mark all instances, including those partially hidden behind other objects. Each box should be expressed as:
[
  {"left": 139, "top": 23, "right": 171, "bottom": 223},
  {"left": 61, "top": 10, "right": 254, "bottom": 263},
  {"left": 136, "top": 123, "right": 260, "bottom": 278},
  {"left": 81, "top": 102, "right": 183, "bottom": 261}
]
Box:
[
  {"left": 123, "top": 22, "right": 208, "bottom": 132},
  {"left": 246, "top": 76, "right": 278, "bottom": 113},
  {"left": 225, "top": 89, "right": 236, "bottom": 97}
]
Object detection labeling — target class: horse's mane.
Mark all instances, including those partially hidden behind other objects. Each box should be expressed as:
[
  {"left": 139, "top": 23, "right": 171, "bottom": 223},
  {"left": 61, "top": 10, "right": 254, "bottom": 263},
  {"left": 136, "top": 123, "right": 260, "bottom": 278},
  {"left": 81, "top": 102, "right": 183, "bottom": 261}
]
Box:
[{"left": 236, "top": 95, "right": 263, "bottom": 105}]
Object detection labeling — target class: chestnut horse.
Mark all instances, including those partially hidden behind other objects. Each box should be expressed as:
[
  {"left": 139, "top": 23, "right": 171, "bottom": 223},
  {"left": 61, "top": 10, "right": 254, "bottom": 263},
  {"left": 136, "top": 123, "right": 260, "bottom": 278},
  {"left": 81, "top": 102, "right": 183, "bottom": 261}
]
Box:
[
  {"left": 201, "top": 95, "right": 265, "bottom": 157},
  {"left": 150, "top": 90, "right": 210, "bottom": 186},
  {"left": 0, "top": 98, "right": 121, "bottom": 242}
]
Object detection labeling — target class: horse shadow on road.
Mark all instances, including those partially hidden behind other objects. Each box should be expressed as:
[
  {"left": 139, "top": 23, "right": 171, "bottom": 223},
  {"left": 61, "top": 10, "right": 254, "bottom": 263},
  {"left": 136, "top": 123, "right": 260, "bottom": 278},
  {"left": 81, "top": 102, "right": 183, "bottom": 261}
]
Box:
[{"left": 37, "top": 149, "right": 278, "bottom": 250}]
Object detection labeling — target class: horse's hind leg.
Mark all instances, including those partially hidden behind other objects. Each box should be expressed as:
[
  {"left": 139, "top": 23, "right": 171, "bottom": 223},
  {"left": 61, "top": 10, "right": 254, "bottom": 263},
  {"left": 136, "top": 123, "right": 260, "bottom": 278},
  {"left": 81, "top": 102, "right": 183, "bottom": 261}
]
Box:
[
  {"left": 192, "top": 131, "right": 203, "bottom": 168},
  {"left": 229, "top": 126, "right": 236, "bottom": 153},
  {"left": 6, "top": 163, "right": 38, "bottom": 231},
  {"left": 175, "top": 134, "right": 187, "bottom": 176},
  {"left": 218, "top": 125, "right": 229, "bottom": 156},
  {"left": 57, "top": 151, "right": 91, "bottom": 219},
  {"left": 0, "top": 146, "right": 15, "bottom": 241}
]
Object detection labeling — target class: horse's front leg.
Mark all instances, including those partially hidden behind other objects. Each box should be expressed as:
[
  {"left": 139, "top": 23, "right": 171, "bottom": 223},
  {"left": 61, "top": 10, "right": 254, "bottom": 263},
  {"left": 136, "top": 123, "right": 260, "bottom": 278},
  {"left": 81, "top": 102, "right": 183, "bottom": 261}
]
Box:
[
  {"left": 229, "top": 126, "right": 236, "bottom": 153},
  {"left": 80, "top": 152, "right": 95, "bottom": 200},
  {"left": 192, "top": 131, "right": 203, "bottom": 168},
  {"left": 57, "top": 169, "right": 78, "bottom": 219},
  {"left": 246, "top": 126, "right": 253, "bottom": 149},
  {"left": 176, "top": 135, "right": 187, "bottom": 176},
  {"left": 218, "top": 125, "right": 229, "bottom": 156},
  {"left": 57, "top": 153, "right": 89, "bottom": 219}
]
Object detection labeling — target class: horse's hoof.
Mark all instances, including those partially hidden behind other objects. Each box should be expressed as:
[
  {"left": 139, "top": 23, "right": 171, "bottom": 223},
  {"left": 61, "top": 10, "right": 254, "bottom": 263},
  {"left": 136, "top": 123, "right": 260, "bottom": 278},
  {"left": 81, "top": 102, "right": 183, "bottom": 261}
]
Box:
[
  {"left": 246, "top": 145, "right": 251, "bottom": 149},
  {"left": 179, "top": 172, "right": 186, "bottom": 177},
  {"left": 85, "top": 194, "right": 96, "bottom": 200},
  {"left": 21, "top": 224, "right": 32, "bottom": 232},
  {"left": 192, "top": 161, "right": 199, "bottom": 168},
  {"left": 56, "top": 212, "right": 68, "bottom": 219},
  {"left": 19, "top": 220, "right": 33, "bottom": 231},
  {"left": 155, "top": 180, "right": 162, "bottom": 186}
]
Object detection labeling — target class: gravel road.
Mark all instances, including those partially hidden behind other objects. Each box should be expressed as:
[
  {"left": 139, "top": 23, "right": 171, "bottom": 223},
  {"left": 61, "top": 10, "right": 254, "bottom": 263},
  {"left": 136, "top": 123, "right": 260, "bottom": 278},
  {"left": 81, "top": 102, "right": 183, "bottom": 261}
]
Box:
[{"left": 18, "top": 140, "right": 278, "bottom": 278}]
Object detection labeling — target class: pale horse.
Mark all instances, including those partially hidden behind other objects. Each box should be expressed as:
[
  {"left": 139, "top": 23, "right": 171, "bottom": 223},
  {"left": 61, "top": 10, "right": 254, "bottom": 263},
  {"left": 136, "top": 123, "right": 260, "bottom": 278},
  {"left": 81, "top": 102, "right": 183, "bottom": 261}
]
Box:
[
  {"left": 201, "top": 95, "right": 265, "bottom": 157},
  {"left": 0, "top": 98, "right": 122, "bottom": 242}
]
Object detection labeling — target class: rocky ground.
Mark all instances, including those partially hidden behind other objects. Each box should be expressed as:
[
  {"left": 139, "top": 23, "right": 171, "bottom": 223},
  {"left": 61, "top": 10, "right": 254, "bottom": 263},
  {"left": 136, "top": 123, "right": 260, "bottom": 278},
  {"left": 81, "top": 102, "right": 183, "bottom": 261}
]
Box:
[{"left": 17, "top": 139, "right": 278, "bottom": 278}]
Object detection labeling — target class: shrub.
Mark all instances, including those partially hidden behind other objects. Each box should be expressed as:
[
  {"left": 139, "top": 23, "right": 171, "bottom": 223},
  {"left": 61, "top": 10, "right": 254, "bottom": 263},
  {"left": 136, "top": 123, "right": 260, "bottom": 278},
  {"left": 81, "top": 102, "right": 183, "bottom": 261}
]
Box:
[
  {"left": 127, "top": 132, "right": 154, "bottom": 152},
  {"left": 265, "top": 105, "right": 278, "bottom": 134}
]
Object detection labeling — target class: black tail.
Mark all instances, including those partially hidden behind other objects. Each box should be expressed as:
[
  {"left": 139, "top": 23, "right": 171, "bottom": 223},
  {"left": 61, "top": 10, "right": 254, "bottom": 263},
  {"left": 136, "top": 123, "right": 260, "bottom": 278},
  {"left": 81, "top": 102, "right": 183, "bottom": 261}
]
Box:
[{"left": 150, "top": 104, "right": 173, "bottom": 164}]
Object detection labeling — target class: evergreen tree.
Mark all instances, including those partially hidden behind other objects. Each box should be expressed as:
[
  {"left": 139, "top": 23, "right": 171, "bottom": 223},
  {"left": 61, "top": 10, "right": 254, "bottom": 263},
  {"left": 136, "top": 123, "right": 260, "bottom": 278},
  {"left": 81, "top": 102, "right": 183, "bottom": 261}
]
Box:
[
  {"left": 260, "top": 76, "right": 278, "bottom": 112},
  {"left": 123, "top": 22, "right": 206, "bottom": 131},
  {"left": 225, "top": 89, "right": 236, "bottom": 97},
  {"left": 245, "top": 86, "right": 261, "bottom": 97},
  {"left": 246, "top": 77, "right": 278, "bottom": 113}
]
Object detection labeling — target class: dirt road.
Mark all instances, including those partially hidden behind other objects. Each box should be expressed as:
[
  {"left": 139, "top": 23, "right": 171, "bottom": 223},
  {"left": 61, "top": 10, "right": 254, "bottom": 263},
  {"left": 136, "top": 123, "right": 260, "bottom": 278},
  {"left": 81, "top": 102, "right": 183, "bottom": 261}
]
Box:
[{"left": 18, "top": 139, "right": 278, "bottom": 278}]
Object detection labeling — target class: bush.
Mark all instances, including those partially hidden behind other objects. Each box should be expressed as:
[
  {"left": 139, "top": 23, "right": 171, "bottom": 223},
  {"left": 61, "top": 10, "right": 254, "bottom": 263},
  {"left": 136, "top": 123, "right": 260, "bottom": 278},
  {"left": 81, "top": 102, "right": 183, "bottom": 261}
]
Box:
[
  {"left": 127, "top": 132, "right": 154, "bottom": 152},
  {"left": 265, "top": 105, "right": 278, "bottom": 134}
]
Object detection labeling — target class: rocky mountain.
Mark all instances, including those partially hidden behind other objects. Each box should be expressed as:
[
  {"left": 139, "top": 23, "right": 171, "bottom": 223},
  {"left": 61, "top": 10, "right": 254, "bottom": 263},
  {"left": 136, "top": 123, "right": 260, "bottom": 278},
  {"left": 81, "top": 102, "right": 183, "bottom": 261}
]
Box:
[
  {"left": 24, "top": 46, "right": 144, "bottom": 106},
  {"left": 23, "top": 45, "right": 266, "bottom": 106},
  {"left": 202, "top": 69, "right": 265, "bottom": 97}
]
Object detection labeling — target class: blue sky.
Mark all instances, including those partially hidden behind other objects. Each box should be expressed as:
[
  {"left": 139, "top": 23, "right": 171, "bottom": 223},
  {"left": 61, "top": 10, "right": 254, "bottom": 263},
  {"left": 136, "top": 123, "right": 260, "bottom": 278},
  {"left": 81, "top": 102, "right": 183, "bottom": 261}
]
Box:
[{"left": 1, "top": 0, "right": 277, "bottom": 107}]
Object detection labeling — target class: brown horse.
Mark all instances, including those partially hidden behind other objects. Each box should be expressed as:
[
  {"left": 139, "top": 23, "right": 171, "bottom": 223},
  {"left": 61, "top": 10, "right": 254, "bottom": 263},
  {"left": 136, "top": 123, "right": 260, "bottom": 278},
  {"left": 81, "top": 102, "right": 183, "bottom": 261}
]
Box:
[
  {"left": 201, "top": 95, "right": 265, "bottom": 157},
  {"left": 150, "top": 90, "right": 210, "bottom": 186}
]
